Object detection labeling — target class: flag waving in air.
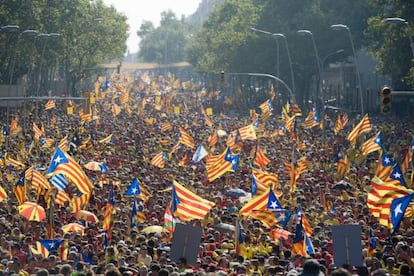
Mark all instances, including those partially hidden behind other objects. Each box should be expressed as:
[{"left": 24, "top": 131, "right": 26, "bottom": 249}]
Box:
[
  {"left": 347, "top": 114, "right": 371, "bottom": 147},
  {"left": 360, "top": 131, "right": 382, "bottom": 156},
  {"left": 239, "top": 189, "right": 283, "bottom": 216},
  {"left": 171, "top": 180, "right": 215, "bottom": 221},
  {"left": 178, "top": 128, "right": 195, "bottom": 149},
  {"left": 47, "top": 147, "right": 93, "bottom": 195},
  {"left": 124, "top": 178, "right": 141, "bottom": 197}
]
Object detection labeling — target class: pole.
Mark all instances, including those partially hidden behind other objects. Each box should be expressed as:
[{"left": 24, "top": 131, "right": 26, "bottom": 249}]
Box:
[
  {"left": 384, "top": 18, "right": 414, "bottom": 59},
  {"left": 331, "top": 24, "right": 364, "bottom": 115},
  {"left": 276, "top": 34, "right": 296, "bottom": 94},
  {"left": 346, "top": 28, "right": 364, "bottom": 115}
]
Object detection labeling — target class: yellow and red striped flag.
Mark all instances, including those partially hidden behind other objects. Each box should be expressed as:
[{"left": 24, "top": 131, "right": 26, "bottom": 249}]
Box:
[
  {"left": 251, "top": 168, "right": 279, "bottom": 191},
  {"left": 401, "top": 140, "right": 413, "bottom": 174},
  {"left": 367, "top": 176, "right": 413, "bottom": 227},
  {"left": 58, "top": 135, "right": 69, "bottom": 152},
  {"left": 33, "top": 123, "right": 44, "bottom": 139},
  {"left": 253, "top": 145, "right": 271, "bottom": 169},
  {"left": 249, "top": 210, "right": 279, "bottom": 228},
  {"left": 171, "top": 180, "right": 215, "bottom": 221},
  {"left": 239, "top": 189, "right": 272, "bottom": 216},
  {"left": 208, "top": 130, "right": 218, "bottom": 147},
  {"left": 161, "top": 122, "right": 172, "bottom": 132},
  {"left": 303, "top": 110, "right": 319, "bottom": 129},
  {"left": 151, "top": 152, "right": 167, "bottom": 169},
  {"left": 206, "top": 148, "right": 234, "bottom": 182},
  {"left": 360, "top": 131, "right": 382, "bottom": 156},
  {"left": 337, "top": 156, "right": 350, "bottom": 176},
  {"left": 0, "top": 186, "right": 7, "bottom": 202},
  {"left": 44, "top": 100, "right": 56, "bottom": 110},
  {"left": 347, "top": 114, "right": 371, "bottom": 147},
  {"left": 238, "top": 124, "right": 257, "bottom": 140},
  {"left": 55, "top": 190, "right": 70, "bottom": 206},
  {"left": 70, "top": 193, "right": 90, "bottom": 213},
  {"left": 31, "top": 170, "right": 51, "bottom": 190},
  {"left": 47, "top": 147, "right": 93, "bottom": 195},
  {"left": 178, "top": 128, "right": 195, "bottom": 149}
]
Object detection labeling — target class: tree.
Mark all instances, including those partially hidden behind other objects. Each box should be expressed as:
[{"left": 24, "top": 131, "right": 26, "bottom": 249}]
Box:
[
  {"left": 0, "top": 0, "right": 128, "bottom": 96},
  {"left": 137, "top": 11, "right": 191, "bottom": 65},
  {"left": 186, "top": 0, "right": 264, "bottom": 73},
  {"left": 366, "top": 0, "right": 414, "bottom": 88}
]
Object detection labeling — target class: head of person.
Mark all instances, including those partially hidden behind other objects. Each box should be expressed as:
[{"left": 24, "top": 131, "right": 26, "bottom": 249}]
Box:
[{"left": 299, "top": 259, "right": 324, "bottom": 276}]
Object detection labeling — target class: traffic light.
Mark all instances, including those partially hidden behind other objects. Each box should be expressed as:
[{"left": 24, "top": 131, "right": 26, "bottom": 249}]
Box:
[{"left": 380, "top": 86, "right": 392, "bottom": 114}]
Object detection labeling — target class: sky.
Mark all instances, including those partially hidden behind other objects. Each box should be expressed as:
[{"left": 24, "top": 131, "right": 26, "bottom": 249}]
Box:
[{"left": 103, "top": 0, "right": 202, "bottom": 54}]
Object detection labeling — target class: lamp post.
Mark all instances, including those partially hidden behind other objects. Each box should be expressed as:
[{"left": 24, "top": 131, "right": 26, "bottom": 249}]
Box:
[
  {"left": 384, "top": 17, "right": 414, "bottom": 58},
  {"left": 37, "top": 33, "right": 61, "bottom": 97},
  {"left": 297, "top": 29, "right": 322, "bottom": 100},
  {"left": 7, "top": 29, "right": 37, "bottom": 124},
  {"left": 330, "top": 24, "right": 364, "bottom": 115},
  {"left": 224, "top": 72, "right": 294, "bottom": 101},
  {"left": 272, "top": 33, "right": 295, "bottom": 96},
  {"left": 250, "top": 27, "right": 280, "bottom": 77},
  {"left": 321, "top": 49, "right": 344, "bottom": 70}
]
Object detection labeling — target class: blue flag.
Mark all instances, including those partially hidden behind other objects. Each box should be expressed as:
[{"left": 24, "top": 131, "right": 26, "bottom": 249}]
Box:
[
  {"left": 389, "top": 164, "right": 406, "bottom": 187},
  {"left": 124, "top": 178, "right": 141, "bottom": 196},
  {"left": 47, "top": 147, "right": 69, "bottom": 174},
  {"left": 390, "top": 193, "right": 414, "bottom": 233},
  {"left": 39, "top": 239, "right": 64, "bottom": 252},
  {"left": 99, "top": 163, "right": 109, "bottom": 174},
  {"left": 267, "top": 190, "right": 283, "bottom": 211},
  {"left": 250, "top": 174, "right": 258, "bottom": 196}
]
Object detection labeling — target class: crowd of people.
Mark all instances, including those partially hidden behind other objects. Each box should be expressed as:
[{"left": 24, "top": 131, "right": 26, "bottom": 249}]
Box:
[{"left": 0, "top": 72, "right": 413, "bottom": 276}]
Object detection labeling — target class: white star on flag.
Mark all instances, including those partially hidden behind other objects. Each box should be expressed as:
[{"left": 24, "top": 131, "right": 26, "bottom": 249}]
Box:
[
  {"left": 270, "top": 201, "right": 279, "bottom": 209},
  {"left": 394, "top": 203, "right": 403, "bottom": 217},
  {"left": 393, "top": 172, "right": 402, "bottom": 179},
  {"left": 54, "top": 156, "right": 62, "bottom": 164}
]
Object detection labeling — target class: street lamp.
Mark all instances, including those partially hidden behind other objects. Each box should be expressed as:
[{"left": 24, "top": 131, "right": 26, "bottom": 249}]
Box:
[
  {"left": 321, "top": 49, "right": 344, "bottom": 70},
  {"left": 0, "top": 25, "right": 19, "bottom": 86},
  {"left": 297, "top": 29, "right": 322, "bottom": 99},
  {"left": 250, "top": 27, "right": 280, "bottom": 77},
  {"left": 7, "top": 29, "right": 37, "bottom": 124},
  {"left": 37, "top": 33, "right": 61, "bottom": 97},
  {"left": 1, "top": 25, "right": 19, "bottom": 32},
  {"left": 384, "top": 17, "right": 414, "bottom": 58},
  {"left": 272, "top": 33, "right": 295, "bottom": 95},
  {"left": 330, "top": 24, "right": 364, "bottom": 115}
]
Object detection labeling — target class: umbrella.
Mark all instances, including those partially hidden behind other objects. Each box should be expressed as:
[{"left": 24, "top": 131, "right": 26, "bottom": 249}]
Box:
[
  {"left": 73, "top": 210, "right": 99, "bottom": 223},
  {"left": 217, "top": 129, "right": 227, "bottom": 137},
  {"left": 141, "top": 225, "right": 169, "bottom": 234},
  {"left": 18, "top": 202, "right": 46, "bottom": 222},
  {"left": 333, "top": 180, "right": 353, "bottom": 191},
  {"left": 61, "top": 223, "right": 85, "bottom": 234},
  {"left": 214, "top": 223, "right": 235, "bottom": 233},
  {"left": 84, "top": 161, "right": 103, "bottom": 171},
  {"left": 226, "top": 188, "right": 248, "bottom": 198}
]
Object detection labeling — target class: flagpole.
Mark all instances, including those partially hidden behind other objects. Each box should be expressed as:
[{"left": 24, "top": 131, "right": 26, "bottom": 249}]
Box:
[{"left": 47, "top": 188, "right": 56, "bottom": 239}]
